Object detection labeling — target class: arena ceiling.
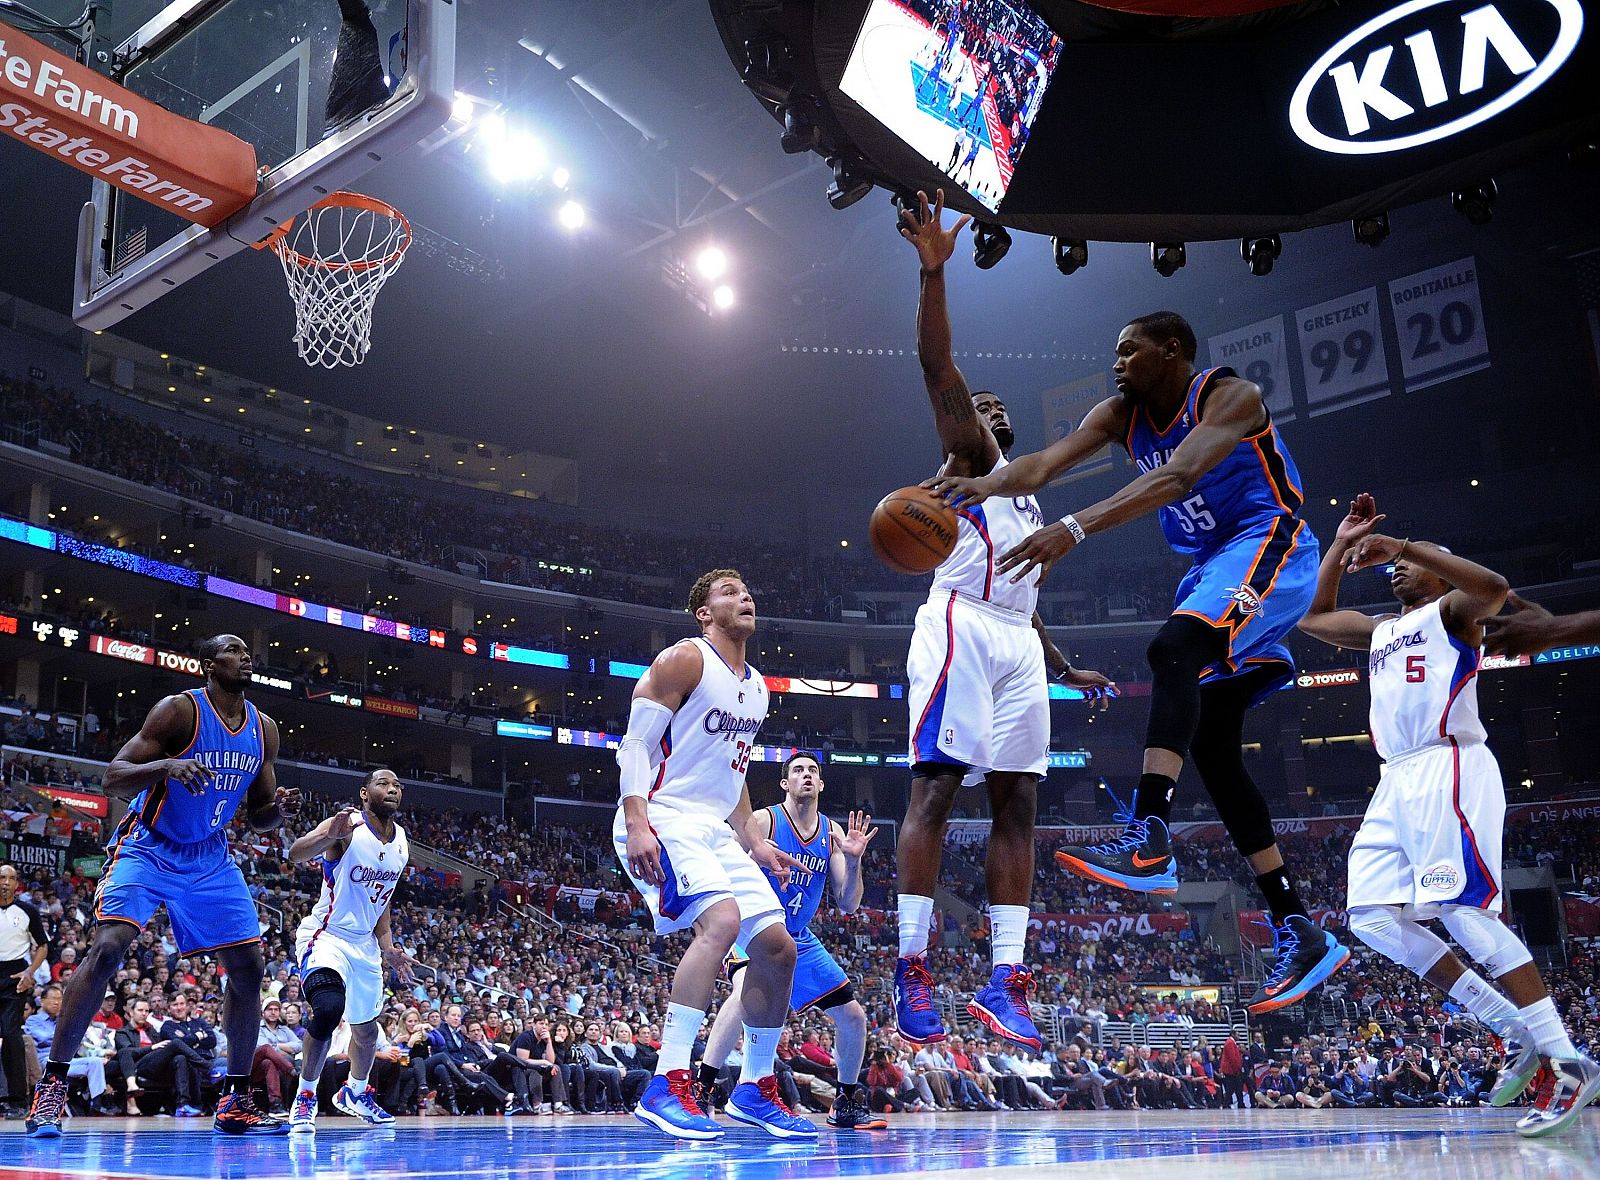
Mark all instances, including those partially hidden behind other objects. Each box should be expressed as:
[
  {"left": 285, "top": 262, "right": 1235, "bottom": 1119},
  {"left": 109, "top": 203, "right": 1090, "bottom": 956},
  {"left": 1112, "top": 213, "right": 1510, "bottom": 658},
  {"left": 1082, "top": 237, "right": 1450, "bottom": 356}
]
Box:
[{"left": 1, "top": 0, "right": 1598, "bottom": 538}]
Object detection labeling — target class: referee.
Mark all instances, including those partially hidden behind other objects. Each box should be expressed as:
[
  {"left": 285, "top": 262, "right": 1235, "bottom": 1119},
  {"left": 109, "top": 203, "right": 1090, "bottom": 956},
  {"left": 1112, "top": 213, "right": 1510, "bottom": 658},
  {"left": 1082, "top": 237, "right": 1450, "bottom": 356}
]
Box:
[{"left": 0, "top": 863, "right": 49, "bottom": 1120}]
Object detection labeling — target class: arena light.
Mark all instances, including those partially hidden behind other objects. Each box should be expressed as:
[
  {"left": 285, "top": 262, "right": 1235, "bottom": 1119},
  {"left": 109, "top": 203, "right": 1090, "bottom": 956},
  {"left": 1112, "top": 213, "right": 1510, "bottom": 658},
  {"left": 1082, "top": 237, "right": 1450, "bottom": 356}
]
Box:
[
  {"left": 712, "top": 285, "right": 736, "bottom": 311},
  {"left": 558, "top": 200, "right": 586, "bottom": 230},
  {"left": 488, "top": 131, "right": 546, "bottom": 184},
  {"left": 1352, "top": 213, "right": 1390, "bottom": 247},
  {"left": 696, "top": 246, "right": 729, "bottom": 281},
  {"left": 1151, "top": 242, "right": 1186, "bottom": 278},
  {"left": 551, "top": 166, "right": 571, "bottom": 190},
  {"left": 1241, "top": 235, "right": 1282, "bottom": 277},
  {"left": 972, "top": 222, "right": 1012, "bottom": 270},
  {"left": 1451, "top": 180, "right": 1498, "bottom": 225},
  {"left": 826, "top": 155, "right": 872, "bottom": 210},
  {"left": 1052, "top": 237, "right": 1088, "bottom": 276},
  {"left": 780, "top": 100, "right": 821, "bottom": 155},
  {"left": 451, "top": 93, "right": 475, "bottom": 126}
]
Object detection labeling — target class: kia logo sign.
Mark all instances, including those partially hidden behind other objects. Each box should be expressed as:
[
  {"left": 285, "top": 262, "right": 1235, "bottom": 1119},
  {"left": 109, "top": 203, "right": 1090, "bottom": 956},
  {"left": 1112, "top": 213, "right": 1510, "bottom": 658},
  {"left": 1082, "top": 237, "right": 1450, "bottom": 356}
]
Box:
[{"left": 1290, "top": 0, "right": 1583, "bottom": 155}]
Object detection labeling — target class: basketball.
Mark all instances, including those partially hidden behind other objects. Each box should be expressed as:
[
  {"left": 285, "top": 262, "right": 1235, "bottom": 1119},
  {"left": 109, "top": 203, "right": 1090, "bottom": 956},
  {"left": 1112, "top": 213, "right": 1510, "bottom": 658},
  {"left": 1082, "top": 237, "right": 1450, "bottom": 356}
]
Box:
[{"left": 869, "top": 486, "right": 960, "bottom": 574}]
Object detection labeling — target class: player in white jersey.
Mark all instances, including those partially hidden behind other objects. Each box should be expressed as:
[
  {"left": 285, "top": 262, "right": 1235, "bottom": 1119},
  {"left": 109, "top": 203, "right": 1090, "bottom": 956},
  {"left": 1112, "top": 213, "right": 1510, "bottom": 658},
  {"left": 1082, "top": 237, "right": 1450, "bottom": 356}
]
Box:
[
  {"left": 1300, "top": 493, "right": 1600, "bottom": 1137},
  {"left": 894, "top": 190, "right": 1115, "bottom": 1050},
  {"left": 286, "top": 768, "right": 415, "bottom": 1133},
  {"left": 615, "top": 568, "right": 813, "bottom": 1141}
]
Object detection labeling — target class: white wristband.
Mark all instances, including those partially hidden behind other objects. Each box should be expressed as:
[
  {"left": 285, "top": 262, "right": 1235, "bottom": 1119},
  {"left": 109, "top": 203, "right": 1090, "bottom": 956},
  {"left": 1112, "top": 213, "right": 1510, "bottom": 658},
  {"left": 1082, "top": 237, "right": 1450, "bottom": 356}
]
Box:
[{"left": 1059, "top": 514, "right": 1086, "bottom": 544}]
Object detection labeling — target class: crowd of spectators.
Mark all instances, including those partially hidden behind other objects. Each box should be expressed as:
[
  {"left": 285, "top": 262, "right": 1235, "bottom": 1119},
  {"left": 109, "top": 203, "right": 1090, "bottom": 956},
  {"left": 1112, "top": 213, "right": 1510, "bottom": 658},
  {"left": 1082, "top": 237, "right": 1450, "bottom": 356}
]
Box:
[{"left": 4, "top": 778, "right": 1598, "bottom": 1124}]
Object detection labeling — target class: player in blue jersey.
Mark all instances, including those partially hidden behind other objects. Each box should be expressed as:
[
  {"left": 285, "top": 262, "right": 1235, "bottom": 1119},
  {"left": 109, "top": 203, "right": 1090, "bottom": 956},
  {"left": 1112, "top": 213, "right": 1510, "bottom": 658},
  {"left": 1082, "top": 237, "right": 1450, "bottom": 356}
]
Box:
[
  {"left": 928, "top": 311, "right": 1348, "bottom": 1014},
  {"left": 697, "top": 753, "right": 885, "bottom": 1130},
  {"left": 25, "top": 635, "right": 300, "bottom": 1138}
]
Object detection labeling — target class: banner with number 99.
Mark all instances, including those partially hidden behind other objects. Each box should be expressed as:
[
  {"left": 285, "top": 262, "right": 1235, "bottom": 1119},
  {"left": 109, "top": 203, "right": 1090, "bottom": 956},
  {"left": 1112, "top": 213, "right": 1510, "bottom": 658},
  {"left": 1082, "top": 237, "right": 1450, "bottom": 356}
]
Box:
[{"left": 1294, "top": 286, "right": 1390, "bottom": 417}]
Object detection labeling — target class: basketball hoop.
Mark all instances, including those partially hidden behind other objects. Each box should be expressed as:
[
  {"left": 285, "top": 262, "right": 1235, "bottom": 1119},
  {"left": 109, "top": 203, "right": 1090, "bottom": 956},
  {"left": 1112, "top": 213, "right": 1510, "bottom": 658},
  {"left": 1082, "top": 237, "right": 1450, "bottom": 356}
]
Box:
[{"left": 254, "top": 191, "right": 411, "bottom": 368}]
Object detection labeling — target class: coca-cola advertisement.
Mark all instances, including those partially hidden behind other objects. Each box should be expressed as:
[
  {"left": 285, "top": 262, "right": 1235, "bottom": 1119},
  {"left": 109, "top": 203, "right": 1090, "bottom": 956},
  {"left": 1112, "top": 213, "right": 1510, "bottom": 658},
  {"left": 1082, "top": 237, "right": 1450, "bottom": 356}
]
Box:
[{"left": 1029, "top": 912, "right": 1189, "bottom": 939}]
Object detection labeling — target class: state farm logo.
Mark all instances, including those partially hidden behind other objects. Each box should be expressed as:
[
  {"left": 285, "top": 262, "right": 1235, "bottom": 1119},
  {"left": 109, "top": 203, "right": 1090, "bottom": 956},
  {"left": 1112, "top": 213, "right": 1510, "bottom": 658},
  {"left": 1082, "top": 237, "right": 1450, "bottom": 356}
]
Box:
[
  {"left": 1419, "top": 863, "right": 1462, "bottom": 892},
  {"left": 1289, "top": 0, "right": 1584, "bottom": 156}
]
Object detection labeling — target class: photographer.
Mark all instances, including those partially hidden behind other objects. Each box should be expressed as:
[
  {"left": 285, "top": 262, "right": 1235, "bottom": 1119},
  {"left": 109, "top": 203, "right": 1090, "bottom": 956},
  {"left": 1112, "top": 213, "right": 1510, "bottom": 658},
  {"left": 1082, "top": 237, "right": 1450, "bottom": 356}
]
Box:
[{"left": 1331, "top": 1059, "right": 1376, "bottom": 1107}]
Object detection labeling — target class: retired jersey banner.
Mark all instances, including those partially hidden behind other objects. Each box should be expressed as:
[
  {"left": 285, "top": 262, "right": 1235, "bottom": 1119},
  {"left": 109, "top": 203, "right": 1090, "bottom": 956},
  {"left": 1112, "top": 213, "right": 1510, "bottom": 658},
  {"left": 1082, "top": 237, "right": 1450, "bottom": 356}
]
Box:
[
  {"left": 1039, "top": 372, "right": 1115, "bottom": 483},
  {"left": 1206, "top": 315, "right": 1294, "bottom": 422},
  {"left": 1295, "top": 286, "right": 1390, "bottom": 416},
  {"left": 1388, "top": 257, "right": 1490, "bottom": 391}
]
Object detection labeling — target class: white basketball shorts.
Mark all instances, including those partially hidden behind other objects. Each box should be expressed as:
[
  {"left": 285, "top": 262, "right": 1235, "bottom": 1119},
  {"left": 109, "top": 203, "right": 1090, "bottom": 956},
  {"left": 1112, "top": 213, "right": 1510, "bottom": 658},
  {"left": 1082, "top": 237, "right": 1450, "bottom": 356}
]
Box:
[
  {"left": 906, "top": 588, "right": 1048, "bottom": 781},
  {"left": 612, "top": 804, "right": 783, "bottom": 936},
  {"left": 295, "top": 921, "right": 386, "bottom": 1024},
  {"left": 1346, "top": 738, "right": 1504, "bottom": 913}
]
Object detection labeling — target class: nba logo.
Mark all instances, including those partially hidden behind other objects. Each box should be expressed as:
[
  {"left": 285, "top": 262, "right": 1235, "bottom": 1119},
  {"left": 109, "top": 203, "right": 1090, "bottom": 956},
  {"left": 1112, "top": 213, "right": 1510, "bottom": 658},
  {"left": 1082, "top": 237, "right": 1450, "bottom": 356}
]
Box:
[{"left": 944, "top": 727, "right": 955, "bottom": 746}]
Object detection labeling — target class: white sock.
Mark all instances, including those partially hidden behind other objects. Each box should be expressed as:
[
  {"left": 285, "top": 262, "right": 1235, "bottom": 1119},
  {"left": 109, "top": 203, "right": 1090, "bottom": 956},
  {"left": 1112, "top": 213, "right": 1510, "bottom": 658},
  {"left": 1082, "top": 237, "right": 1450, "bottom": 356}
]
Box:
[
  {"left": 898, "top": 894, "right": 935, "bottom": 958},
  {"left": 348, "top": 1074, "right": 368, "bottom": 1092},
  {"left": 989, "top": 904, "right": 1029, "bottom": 966},
  {"left": 1447, "top": 970, "right": 1518, "bottom": 1035},
  {"left": 656, "top": 1002, "right": 704, "bottom": 1075},
  {"left": 739, "top": 1026, "right": 781, "bottom": 1085},
  {"left": 296, "top": 1075, "right": 317, "bottom": 1096},
  {"left": 1518, "top": 996, "right": 1580, "bottom": 1059}
]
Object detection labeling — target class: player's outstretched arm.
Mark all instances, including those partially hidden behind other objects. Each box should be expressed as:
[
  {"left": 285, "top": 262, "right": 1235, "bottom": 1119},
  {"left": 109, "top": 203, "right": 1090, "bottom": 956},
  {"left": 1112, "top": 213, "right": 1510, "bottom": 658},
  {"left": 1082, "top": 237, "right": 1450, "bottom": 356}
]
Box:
[
  {"left": 926, "top": 396, "right": 1124, "bottom": 508},
  {"left": 287, "top": 804, "right": 360, "bottom": 863},
  {"left": 618, "top": 643, "right": 702, "bottom": 886},
  {"left": 900, "top": 189, "right": 994, "bottom": 475},
  {"left": 1479, "top": 595, "right": 1600, "bottom": 658},
  {"left": 244, "top": 714, "right": 299, "bottom": 831},
  {"left": 1031, "top": 612, "right": 1119, "bottom": 709},
  {"left": 1299, "top": 493, "right": 1383, "bottom": 651},
  {"left": 730, "top": 785, "right": 800, "bottom": 890},
  {"left": 376, "top": 905, "right": 417, "bottom": 985},
  {"left": 103, "top": 693, "right": 210, "bottom": 798},
  {"left": 1347, "top": 534, "right": 1509, "bottom": 646}
]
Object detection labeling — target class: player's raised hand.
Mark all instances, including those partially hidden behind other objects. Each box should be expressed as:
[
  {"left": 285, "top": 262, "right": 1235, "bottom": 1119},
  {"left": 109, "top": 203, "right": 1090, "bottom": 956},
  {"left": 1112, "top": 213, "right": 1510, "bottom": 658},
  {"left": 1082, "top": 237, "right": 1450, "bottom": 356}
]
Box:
[
  {"left": 997, "top": 520, "right": 1077, "bottom": 584},
  {"left": 1334, "top": 493, "right": 1386, "bottom": 547},
  {"left": 1062, "top": 667, "right": 1119, "bottom": 711},
  {"left": 1478, "top": 591, "right": 1557, "bottom": 658},
  {"left": 1345, "top": 533, "right": 1405, "bottom": 573},
  {"left": 838, "top": 811, "right": 879, "bottom": 860},
  {"left": 165, "top": 758, "right": 215, "bottom": 795},
  {"left": 753, "top": 840, "right": 803, "bottom": 891},
  {"left": 326, "top": 804, "right": 359, "bottom": 840},
  {"left": 275, "top": 786, "right": 303, "bottom": 817},
  {"left": 626, "top": 826, "right": 665, "bottom": 887},
  {"left": 923, "top": 470, "right": 995, "bottom": 509},
  {"left": 899, "top": 189, "right": 971, "bottom": 273}
]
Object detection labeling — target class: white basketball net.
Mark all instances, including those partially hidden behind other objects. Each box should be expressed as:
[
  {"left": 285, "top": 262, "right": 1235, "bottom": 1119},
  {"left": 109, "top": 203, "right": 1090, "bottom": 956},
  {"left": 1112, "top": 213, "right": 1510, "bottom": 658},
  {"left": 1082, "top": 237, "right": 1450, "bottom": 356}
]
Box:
[{"left": 265, "top": 194, "right": 410, "bottom": 369}]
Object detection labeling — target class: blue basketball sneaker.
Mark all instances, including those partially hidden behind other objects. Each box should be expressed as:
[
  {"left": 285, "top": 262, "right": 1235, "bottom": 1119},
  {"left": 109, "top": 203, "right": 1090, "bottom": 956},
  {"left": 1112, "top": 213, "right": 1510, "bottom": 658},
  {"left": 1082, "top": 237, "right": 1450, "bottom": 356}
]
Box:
[
  {"left": 333, "top": 1082, "right": 395, "bottom": 1125},
  {"left": 967, "top": 963, "right": 1042, "bottom": 1051},
  {"left": 634, "top": 1069, "right": 723, "bottom": 1140},
  {"left": 726, "top": 1076, "right": 819, "bottom": 1139},
  {"left": 1246, "top": 914, "right": 1350, "bottom": 1014},
  {"left": 1054, "top": 815, "right": 1179, "bottom": 895},
  {"left": 894, "top": 954, "right": 947, "bottom": 1045}
]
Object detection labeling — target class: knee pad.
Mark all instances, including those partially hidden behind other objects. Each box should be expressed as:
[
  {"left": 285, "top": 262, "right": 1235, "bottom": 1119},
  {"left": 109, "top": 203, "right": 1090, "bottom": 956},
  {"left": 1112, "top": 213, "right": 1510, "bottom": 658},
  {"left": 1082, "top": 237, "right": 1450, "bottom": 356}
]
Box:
[
  {"left": 303, "top": 968, "right": 347, "bottom": 1041},
  {"left": 1439, "top": 906, "right": 1532, "bottom": 977},
  {"left": 1143, "top": 618, "right": 1223, "bottom": 758},
  {"left": 1347, "top": 905, "right": 1451, "bottom": 976}
]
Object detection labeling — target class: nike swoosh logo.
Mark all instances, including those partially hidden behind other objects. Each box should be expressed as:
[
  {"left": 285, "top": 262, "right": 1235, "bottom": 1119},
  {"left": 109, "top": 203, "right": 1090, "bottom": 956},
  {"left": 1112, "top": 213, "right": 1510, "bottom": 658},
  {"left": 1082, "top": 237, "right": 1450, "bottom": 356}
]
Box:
[{"left": 1131, "top": 853, "right": 1169, "bottom": 868}]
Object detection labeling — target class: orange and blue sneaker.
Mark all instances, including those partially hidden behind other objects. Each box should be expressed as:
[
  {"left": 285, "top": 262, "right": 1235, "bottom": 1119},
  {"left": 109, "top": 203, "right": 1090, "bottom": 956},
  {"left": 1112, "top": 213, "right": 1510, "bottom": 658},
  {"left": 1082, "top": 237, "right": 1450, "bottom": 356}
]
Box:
[
  {"left": 894, "top": 954, "right": 947, "bottom": 1045},
  {"left": 968, "top": 963, "right": 1042, "bottom": 1051},
  {"left": 1054, "top": 814, "right": 1178, "bottom": 895},
  {"left": 1246, "top": 914, "right": 1350, "bottom": 1015},
  {"left": 634, "top": 1069, "right": 723, "bottom": 1140},
  {"left": 213, "top": 1089, "right": 291, "bottom": 1135},
  {"left": 726, "top": 1076, "right": 819, "bottom": 1139},
  {"left": 25, "top": 1072, "right": 68, "bottom": 1138}
]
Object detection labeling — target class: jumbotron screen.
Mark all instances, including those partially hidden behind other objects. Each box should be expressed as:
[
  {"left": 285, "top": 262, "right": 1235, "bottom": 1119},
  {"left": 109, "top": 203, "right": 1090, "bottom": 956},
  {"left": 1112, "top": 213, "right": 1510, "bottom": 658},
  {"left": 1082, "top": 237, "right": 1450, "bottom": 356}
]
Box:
[{"left": 840, "top": 0, "right": 1062, "bottom": 212}]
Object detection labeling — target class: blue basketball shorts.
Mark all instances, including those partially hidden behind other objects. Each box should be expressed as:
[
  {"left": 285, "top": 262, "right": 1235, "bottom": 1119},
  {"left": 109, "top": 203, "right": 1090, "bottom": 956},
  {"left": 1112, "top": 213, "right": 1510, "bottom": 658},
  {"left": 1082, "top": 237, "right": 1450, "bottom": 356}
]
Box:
[
  {"left": 1171, "top": 516, "right": 1319, "bottom": 702},
  {"left": 728, "top": 927, "right": 851, "bottom": 1013},
  {"left": 94, "top": 816, "right": 261, "bottom": 955}
]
